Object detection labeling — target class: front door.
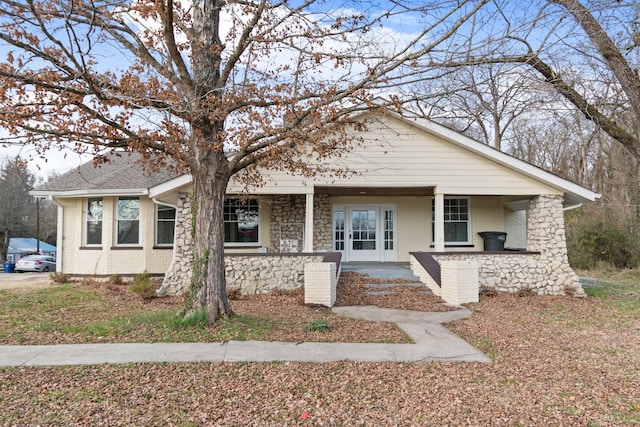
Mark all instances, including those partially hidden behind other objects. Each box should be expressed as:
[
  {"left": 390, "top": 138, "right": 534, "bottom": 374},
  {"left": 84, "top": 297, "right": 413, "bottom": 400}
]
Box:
[
  {"left": 349, "top": 207, "right": 379, "bottom": 261},
  {"left": 333, "top": 205, "right": 396, "bottom": 262}
]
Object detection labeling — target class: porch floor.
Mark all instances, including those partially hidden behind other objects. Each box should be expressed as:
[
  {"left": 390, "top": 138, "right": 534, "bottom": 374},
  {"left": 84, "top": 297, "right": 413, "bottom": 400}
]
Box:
[{"left": 341, "top": 262, "right": 421, "bottom": 281}]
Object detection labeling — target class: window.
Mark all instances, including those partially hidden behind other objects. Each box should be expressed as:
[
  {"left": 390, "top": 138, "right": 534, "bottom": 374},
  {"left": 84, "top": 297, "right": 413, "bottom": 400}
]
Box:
[
  {"left": 224, "top": 198, "right": 259, "bottom": 244},
  {"left": 117, "top": 197, "right": 140, "bottom": 245},
  {"left": 384, "top": 209, "right": 394, "bottom": 250},
  {"left": 156, "top": 204, "right": 176, "bottom": 246},
  {"left": 432, "top": 197, "right": 470, "bottom": 243},
  {"left": 334, "top": 209, "right": 345, "bottom": 251},
  {"left": 86, "top": 198, "right": 103, "bottom": 245}
]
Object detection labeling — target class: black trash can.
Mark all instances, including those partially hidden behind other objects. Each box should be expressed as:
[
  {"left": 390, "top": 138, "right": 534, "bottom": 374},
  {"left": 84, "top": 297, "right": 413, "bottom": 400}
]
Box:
[{"left": 478, "top": 231, "right": 507, "bottom": 251}]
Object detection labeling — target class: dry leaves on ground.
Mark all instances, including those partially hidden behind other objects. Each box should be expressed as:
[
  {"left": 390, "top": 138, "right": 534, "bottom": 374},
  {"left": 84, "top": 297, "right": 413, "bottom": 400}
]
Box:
[{"left": 1, "top": 291, "right": 638, "bottom": 426}]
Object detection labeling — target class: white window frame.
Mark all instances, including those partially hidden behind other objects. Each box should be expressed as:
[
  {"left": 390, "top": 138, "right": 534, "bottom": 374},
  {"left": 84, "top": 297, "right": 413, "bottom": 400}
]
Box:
[
  {"left": 431, "top": 197, "right": 472, "bottom": 245},
  {"left": 115, "top": 196, "right": 141, "bottom": 246},
  {"left": 155, "top": 203, "right": 176, "bottom": 247},
  {"left": 224, "top": 198, "right": 260, "bottom": 247},
  {"left": 85, "top": 197, "right": 103, "bottom": 246}
]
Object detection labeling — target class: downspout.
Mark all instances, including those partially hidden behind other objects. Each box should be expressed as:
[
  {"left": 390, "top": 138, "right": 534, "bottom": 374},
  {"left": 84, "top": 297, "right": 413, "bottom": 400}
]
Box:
[{"left": 51, "top": 196, "right": 63, "bottom": 273}]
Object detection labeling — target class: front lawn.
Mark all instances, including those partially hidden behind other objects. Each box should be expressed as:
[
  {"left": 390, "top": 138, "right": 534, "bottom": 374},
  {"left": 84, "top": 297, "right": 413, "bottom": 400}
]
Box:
[{"left": 0, "top": 270, "right": 638, "bottom": 425}]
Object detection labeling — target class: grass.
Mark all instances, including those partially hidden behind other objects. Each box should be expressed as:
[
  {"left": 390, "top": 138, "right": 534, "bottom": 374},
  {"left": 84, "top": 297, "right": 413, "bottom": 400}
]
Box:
[
  {"left": 579, "top": 269, "right": 640, "bottom": 314},
  {"left": 0, "top": 280, "right": 410, "bottom": 344},
  {"left": 0, "top": 283, "right": 279, "bottom": 343}
]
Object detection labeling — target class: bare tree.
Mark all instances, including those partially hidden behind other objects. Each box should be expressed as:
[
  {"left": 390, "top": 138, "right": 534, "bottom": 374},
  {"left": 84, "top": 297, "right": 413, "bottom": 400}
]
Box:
[
  {"left": 0, "top": 0, "right": 488, "bottom": 323},
  {"left": 414, "top": 63, "right": 544, "bottom": 150},
  {"left": 414, "top": 0, "right": 640, "bottom": 160}
]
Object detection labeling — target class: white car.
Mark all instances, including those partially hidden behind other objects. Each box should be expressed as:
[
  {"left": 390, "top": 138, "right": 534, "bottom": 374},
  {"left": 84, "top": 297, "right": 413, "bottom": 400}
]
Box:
[{"left": 14, "top": 255, "right": 56, "bottom": 273}]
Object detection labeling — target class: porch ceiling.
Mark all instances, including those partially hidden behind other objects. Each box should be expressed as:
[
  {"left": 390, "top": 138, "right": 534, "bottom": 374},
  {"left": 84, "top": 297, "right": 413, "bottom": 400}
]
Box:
[{"left": 314, "top": 186, "right": 435, "bottom": 196}]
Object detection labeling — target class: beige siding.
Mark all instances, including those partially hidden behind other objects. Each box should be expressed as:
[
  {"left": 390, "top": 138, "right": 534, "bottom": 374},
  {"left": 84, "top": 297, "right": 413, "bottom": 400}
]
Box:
[
  {"left": 58, "top": 196, "right": 173, "bottom": 275},
  {"left": 329, "top": 195, "right": 507, "bottom": 261},
  {"left": 228, "top": 115, "right": 562, "bottom": 197}
]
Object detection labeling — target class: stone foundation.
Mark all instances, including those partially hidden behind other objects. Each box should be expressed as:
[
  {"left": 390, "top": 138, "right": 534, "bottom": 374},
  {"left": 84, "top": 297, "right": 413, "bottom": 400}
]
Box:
[
  {"left": 226, "top": 254, "right": 324, "bottom": 294},
  {"left": 157, "top": 192, "right": 333, "bottom": 296},
  {"left": 411, "top": 194, "right": 583, "bottom": 296}
]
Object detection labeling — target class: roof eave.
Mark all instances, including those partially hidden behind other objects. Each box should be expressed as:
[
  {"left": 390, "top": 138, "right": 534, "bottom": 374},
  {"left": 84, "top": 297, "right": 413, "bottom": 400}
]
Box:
[{"left": 30, "top": 188, "right": 150, "bottom": 198}]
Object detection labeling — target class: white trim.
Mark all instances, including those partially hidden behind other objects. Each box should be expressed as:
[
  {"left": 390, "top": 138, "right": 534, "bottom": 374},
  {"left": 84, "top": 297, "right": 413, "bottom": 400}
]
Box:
[
  {"left": 31, "top": 188, "right": 149, "bottom": 198},
  {"left": 433, "top": 193, "right": 445, "bottom": 252},
  {"left": 148, "top": 174, "right": 193, "bottom": 199},
  {"left": 304, "top": 193, "right": 314, "bottom": 252}
]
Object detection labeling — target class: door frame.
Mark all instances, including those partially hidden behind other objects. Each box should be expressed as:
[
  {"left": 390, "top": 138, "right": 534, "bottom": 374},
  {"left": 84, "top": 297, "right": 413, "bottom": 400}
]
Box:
[{"left": 332, "top": 204, "right": 397, "bottom": 262}]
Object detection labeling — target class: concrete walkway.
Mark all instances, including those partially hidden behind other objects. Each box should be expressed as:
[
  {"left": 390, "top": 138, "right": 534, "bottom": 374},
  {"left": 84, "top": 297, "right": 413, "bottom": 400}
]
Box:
[{"left": 0, "top": 305, "right": 491, "bottom": 366}]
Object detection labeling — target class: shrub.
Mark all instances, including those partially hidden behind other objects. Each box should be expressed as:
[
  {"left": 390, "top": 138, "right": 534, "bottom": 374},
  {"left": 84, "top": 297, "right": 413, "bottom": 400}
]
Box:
[
  {"left": 517, "top": 287, "right": 537, "bottom": 297},
  {"left": 479, "top": 286, "right": 499, "bottom": 297},
  {"left": 108, "top": 274, "right": 124, "bottom": 285},
  {"left": 130, "top": 271, "right": 156, "bottom": 300},
  {"left": 49, "top": 272, "right": 70, "bottom": 284},
  {"left": 566, "top": 206, "right": 640, "bottom": 270}
]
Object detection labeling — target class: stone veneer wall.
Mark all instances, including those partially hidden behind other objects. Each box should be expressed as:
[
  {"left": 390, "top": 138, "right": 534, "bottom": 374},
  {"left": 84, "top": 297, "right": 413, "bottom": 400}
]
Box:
[
  {"left": 226, "top": 254, "right": 324, "bottom": 294},
  {"left": 270, "top": 195, "right": 305, "bottom": 252},
  {"left": 430, "top": 194, "right": 582, "bottom": 295},
  {"left": 529, "top": 194, "right": 582, "bottom": 294},
  {"left": 431, "top": 253, "right": 544, "bottom": 293},
  {"left": 313, "top": 194, "right": 332, "bottom": 251},
  {"left": 157, "top": 192, "right": 193, "bottom": 296},
  {"left": 157, "top": 192, "right": 332, "bottom": 296},
  {"left": 269, "top": 194, "right": 332, "bottom": 252}
]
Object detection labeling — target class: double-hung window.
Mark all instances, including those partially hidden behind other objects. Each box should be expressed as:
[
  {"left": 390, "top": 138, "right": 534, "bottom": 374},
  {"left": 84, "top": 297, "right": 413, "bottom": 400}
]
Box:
[
  {"left": 224, "top": 198, "right": 259, "bottom": 245},
  {"left": 86, "top": 198, "right": 103, "bottom": 245},
  {"left": 156, "top": 204, "right": 176, "bottom": 246},
  {"left": 431, "top": 197, "right": 471, "bottom": 244},
  {"left": 117, "top": 197, "right": 140, "bottom": 245}
]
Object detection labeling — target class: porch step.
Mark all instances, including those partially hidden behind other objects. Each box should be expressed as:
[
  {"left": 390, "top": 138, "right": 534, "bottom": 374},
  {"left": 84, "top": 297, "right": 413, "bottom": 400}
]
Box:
[
  {"left": 363, "top": 282, "right": 425, "bottom": 289},
  {"left": 364, "top": 282, "right": 433, "bottom": 297}
]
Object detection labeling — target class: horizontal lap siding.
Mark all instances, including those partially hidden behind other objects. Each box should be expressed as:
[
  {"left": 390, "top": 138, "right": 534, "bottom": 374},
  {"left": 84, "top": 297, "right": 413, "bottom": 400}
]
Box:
[
  {"left": 228, "top": 115, "right": 561, "bottom": 196},
  {"left": 60, "top": 196, "right": 172, "bottom": 275}
]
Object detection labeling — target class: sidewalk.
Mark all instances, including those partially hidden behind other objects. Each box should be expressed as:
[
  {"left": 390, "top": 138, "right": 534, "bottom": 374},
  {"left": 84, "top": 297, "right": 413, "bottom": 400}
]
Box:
[{"left": 0, "top": 306, "right": 491, "bottom": 366}]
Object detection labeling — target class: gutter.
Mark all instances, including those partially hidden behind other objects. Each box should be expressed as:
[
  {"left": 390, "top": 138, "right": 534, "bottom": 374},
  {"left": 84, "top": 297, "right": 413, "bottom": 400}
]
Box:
[{"left": 563, "top": 203, "right": 583, "bottom": 212}]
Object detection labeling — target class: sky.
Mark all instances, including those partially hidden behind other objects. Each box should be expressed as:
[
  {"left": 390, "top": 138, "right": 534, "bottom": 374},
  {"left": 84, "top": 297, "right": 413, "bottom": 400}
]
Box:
[{"left": 1, "top": 143, "right": 91, "bottom": 180}]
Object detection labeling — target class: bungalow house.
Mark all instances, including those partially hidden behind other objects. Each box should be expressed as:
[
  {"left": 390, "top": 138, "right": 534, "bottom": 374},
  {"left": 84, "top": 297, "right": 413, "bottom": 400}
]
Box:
[{"left": 32, "top": 108, "right": 599, "bottom": 300}]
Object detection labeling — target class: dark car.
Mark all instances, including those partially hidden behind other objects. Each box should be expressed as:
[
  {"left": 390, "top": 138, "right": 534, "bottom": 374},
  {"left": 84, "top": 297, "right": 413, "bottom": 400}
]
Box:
[{"left": 14, "top": 255, "right": 56, "bottom": 273}]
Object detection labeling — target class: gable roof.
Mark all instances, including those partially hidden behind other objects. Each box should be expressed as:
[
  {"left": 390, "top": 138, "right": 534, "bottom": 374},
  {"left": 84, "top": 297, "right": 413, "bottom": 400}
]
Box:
[
  {"left": 32, "top": 108, "right": 600, "bottom": 205},
  {"left": 32, "top": 152, "right": 181, "bottom": 197}
]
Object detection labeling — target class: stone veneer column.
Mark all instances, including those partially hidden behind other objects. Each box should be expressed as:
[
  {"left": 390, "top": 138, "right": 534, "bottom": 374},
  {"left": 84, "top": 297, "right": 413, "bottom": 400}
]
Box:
[
  {"left": 313, "top": 194, "right": 332, "bottom": 251},
  {"left": 270, "top": 195, "right": 305, "bottom": 251},
  {"left": 527, "top": 194, "right": 583, "bottom": 295},
  {"left": 156, "top": 192, "right": 194, "bottom": 296}
]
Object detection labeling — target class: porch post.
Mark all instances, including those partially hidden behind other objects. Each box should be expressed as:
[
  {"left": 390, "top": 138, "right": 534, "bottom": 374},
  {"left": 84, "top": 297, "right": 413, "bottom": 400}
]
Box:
[
  {"left": 304, "top": 192, "right": 314, "bottom": 252},
  {"left": 434, "top": 192, "right": 445, "bottom": 252}
]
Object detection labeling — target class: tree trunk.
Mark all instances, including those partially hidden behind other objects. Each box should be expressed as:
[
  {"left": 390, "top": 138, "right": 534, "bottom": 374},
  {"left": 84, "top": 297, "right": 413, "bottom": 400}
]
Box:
[{"left": 186, "top": 149, "right": 234, "bottom": 325}]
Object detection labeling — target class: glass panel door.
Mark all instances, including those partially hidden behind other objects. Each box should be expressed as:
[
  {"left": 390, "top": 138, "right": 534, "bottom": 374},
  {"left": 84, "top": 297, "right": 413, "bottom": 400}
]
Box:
[
  {"left": 348, "top": 207, "right": 380, "bottom": 261},
  {"left": 352, "top": 209, "right": 376, "bottom": 250}
]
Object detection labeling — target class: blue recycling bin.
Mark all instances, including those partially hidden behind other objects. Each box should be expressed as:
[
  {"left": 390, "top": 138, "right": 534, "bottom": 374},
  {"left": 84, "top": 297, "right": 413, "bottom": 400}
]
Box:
[{"left": 3, "top": 262, "right": 15, "bottom": 273}]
